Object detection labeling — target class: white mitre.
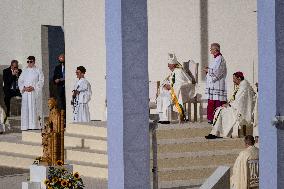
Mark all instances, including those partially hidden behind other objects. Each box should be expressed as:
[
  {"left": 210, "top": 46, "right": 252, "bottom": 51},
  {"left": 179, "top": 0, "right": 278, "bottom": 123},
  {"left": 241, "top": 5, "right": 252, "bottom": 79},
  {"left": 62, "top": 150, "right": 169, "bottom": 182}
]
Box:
[{"left": 167, "top": 52, "right": 180, "bottom": 65}]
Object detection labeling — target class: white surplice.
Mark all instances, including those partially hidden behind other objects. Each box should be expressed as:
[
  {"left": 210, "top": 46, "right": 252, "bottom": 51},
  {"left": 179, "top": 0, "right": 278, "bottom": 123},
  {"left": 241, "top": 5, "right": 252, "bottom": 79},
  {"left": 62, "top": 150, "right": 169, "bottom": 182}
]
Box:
[
  {"left": 210, "top": 79, "right": 255, "bottom": 138},
  {"left": 156, "top": 67, "right": 195, "bottom": 121},
  {"left": 73, "top": 78, "right": 92, "bottom": 122},
  {"left": 231, "top": 146, "right": 259, "bottom": 189},
  {"left": 205, "top": 54, "right": 227, "bottom": 101},
  {"left": 18, "top": 66, "right": 44, "bottom": 130}
]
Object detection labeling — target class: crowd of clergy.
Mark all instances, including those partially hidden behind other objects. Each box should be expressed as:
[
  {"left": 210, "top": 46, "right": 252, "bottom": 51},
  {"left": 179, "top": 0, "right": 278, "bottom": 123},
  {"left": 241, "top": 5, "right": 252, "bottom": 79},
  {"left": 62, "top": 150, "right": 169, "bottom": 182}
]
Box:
[
  {"left": 156, "top": 43, "right": 259, "bottom": 189},
  {"left": 157, "top": 43, "right": 258, "bottom": 140},
  {"left": 0, "top": 43, "right": 258, "bottom": 188},
  {"left": 0, "top": 54, "right": 92, "bottom": 133}
]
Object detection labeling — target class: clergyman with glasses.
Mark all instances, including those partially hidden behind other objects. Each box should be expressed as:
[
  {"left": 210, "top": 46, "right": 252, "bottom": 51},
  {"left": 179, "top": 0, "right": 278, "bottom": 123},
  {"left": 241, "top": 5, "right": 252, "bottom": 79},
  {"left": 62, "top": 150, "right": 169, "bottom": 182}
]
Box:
[{"left": 18, "top": 56, "right": 44, "bottom": 130}]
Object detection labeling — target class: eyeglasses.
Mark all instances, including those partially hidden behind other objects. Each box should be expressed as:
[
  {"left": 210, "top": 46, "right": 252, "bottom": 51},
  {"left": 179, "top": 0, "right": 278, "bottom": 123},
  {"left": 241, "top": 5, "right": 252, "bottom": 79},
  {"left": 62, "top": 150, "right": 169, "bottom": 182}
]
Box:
[{"left": 27, "top": 60, "right": 34, "bottom": 63}]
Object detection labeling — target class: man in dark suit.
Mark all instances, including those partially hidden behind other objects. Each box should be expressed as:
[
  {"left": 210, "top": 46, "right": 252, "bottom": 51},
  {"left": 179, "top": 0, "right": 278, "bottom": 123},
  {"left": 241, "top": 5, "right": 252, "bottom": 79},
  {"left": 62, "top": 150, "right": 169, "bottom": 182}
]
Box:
[
  {"left": 53, "top": 54, "right": 65, "bottom": 110},
  {"left": 3, "top": 60, "right": 22, "bottom": 116}
]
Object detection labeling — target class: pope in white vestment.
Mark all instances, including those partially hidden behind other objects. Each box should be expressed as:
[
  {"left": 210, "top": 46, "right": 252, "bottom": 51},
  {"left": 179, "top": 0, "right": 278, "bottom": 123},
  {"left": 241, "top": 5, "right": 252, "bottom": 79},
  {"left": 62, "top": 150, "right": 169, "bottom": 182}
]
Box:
[
  {"left": 72, "top": 66, "right": 92, "bottom": 122},
  {"left": 231, "top": 135, "right": 259, "bottom": 189},
  {"left": 205, "top": 72, "right": 255, "bottom": 139},
  {"left": 18, "top": 56, "right": 44, "bottom": 130},
  {"left": 156, "top": 53, "right": 195, "bottom": 123}
]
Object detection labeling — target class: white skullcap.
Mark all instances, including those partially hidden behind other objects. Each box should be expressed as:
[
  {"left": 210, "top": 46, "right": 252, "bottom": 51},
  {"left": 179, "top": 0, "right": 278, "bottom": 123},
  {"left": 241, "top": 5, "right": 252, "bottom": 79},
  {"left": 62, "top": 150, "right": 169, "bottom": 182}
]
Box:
[{"left": 167, "top": 52, "right": 179, "bottom": 65}]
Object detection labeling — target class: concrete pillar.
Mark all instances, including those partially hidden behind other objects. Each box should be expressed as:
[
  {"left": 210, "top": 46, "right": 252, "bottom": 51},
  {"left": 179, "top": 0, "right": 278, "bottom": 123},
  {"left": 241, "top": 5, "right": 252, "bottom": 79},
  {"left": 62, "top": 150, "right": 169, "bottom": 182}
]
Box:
[
  {"left": 106, "top": 0, "right": 150, "bottom": 189},
  {"left": 258, "top": 0, "right": 284, "bottom": 188}
]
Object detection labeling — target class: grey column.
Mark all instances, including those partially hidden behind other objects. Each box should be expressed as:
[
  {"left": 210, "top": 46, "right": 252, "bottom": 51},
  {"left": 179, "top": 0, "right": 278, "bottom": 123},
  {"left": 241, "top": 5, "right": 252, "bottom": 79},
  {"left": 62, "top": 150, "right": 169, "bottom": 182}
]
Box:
[
  {"left": 258, "top": 0, "right": 284, "bottom": 188},
  {"left": 275, "top": 0, "right": 284, "bottom": 188},
  {"left": 106, "top": 0, "right": 150, "bottom": 189}
]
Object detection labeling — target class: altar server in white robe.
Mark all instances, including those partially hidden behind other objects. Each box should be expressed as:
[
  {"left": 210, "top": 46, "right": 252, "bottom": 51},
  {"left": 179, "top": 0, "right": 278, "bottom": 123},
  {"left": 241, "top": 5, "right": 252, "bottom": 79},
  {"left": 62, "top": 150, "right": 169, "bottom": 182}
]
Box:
[
  {"left": 231, "top": 135, "right": 259, "bottom": 189},
  {"left": 72, "top": 66, "right": 92, "bottom": 122},
  {"left": 156, "top": 52, "right": 195, "bottom": 124},
  {"left": 18, "top": 56, "right": 44, "bottom": 130},
  {"left": 205, "top": 72, "right": 255, "bottom": 139}
]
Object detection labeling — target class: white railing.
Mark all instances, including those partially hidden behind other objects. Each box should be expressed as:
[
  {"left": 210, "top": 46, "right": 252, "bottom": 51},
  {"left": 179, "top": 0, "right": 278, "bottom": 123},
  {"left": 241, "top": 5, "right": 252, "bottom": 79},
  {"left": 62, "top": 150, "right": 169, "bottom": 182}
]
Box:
[{"left": 199, "top": 166, "right": 230, "bottom": 189}]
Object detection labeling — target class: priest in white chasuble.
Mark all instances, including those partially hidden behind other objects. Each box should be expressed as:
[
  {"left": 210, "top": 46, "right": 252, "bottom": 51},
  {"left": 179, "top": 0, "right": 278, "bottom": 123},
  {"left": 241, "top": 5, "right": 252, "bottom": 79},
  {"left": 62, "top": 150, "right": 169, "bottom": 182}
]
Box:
[
  {"left": 18, "top": 56, "right": 44, "bottom": 130},
  {"left": 156, "top": 52, "right": 195, "bottom": 124},
  {"left": 72, "top": 66, "right": 92, "bottom": 122},
  {"left": 205, "top": 72, "right": 255, "bottom": 139},
  {"left": 231, "top": 135, "right": 259, "bottom": 189}
]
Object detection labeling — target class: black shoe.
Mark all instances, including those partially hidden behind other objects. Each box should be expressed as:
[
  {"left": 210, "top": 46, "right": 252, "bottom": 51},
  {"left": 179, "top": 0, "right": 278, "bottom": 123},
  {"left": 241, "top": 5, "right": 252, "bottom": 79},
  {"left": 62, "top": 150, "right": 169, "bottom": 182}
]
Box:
[
  {"left": 208, "top": 120, "right": 213, "bottom": 124},
  {"left": 205, "top": 134, "right": 222, "bottom": 139},
  {"left": 158, "top": 121, "right": 170, "bottom": 124}
]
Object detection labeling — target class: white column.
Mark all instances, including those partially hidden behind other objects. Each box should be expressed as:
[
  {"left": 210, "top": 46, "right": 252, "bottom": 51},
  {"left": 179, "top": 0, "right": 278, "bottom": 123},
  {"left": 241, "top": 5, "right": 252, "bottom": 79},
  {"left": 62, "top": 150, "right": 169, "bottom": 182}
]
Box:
[
  {"left": 258, "top": 0, "right": 284, "bottom": 188},
  {"left": 106, "top": 0, "right": 150, "bottom": 189}
]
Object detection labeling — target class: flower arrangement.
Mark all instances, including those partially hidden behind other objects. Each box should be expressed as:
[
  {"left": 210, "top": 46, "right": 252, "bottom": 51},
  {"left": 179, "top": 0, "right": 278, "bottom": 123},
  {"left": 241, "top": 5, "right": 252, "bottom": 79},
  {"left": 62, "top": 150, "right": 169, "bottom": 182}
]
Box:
[{"left": 44, "top": 160, "right": 85, "bottom": 189}]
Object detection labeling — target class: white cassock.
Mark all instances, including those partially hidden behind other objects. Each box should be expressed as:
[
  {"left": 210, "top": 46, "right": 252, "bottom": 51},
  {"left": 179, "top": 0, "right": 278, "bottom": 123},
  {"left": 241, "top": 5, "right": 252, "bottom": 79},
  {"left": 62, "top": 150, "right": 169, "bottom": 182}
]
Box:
[
  {"left": 231, "top": 146, "right": 259, "bottom": 189},
  {"left": 253, "top": 94, "right": 258, "bottom": 137},
  {"left": 156, "top": 67, "right": 195, "bottom": 121},
  {"left": 210, "top": 79, "right": 255, "bottom": 138},
  {"left": 73, "top": 78, "right": 92, "bottom": 122},
  {"left": 18, "top": 67, "right": 44, "bottom": 130}
]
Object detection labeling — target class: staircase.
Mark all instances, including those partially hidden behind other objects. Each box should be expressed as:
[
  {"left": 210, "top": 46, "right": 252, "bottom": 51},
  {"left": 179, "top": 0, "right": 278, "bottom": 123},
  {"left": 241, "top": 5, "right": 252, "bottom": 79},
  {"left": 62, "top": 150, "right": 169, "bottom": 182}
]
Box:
[
  {"left": 0, "top": 120, "right": 108, "bottom": 180},
  {"left": 0, "top": 118, "right": 245, "bottom": 189},
  {"left": 156, "top": 122, "right": 245, "bottom": 189}
]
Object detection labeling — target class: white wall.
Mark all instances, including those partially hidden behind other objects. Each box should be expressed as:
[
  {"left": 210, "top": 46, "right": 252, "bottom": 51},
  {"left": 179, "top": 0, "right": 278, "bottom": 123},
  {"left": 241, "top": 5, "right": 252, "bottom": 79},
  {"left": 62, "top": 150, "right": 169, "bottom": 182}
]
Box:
[
  {"left": 0, "top": 0, "right": 257, "bottom": 121},
  {"left": 0, "top": 0, "right": 63, "bottom": 67},
  {"left": 0, "top": 0, "right": 63, "bottom": 117},
  {"left": 64, "top": 0, "right": 258, "bottom": 122},
  {"left": 207, "top": 0, "right": 258, "bottom": 93},
  {"left": 64, "top": 0, "right": 106, "bottom": 122},
  {"left": 148, "top": 0, "right": 258, "bottom": 96}
]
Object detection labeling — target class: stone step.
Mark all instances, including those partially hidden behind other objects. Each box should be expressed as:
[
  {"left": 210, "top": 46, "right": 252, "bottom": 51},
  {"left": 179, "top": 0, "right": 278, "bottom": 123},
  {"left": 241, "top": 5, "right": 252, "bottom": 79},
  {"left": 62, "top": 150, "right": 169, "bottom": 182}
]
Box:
[
  {"left": 157, "top": 138, "right": 244, "bottom": 154},
  {"left": 65, "top": 148, "right": 107, "bottom": 166},
  {"left": 156, "top": 152, "right": 239, "bottom": 169},
  {"left": 0, "top": 141, "right": 108, "bottom": 166},
  {"left": 22, "top": 131, "right": 107, "bottom": 151},
  {"left": 66, "top": 122, "right": 107, "bottom": 138},
  {"left": 158, "top": 166, "right": 218, "bottom": 181},
  {"left": 0, "top": 153, "right": 107, "bottom": 179},
  {"left": 156, "top": 124, "right": 212, "bottom": 139},
  {"left": 159, "top": 179, "right": 204, "bottom": 189}
]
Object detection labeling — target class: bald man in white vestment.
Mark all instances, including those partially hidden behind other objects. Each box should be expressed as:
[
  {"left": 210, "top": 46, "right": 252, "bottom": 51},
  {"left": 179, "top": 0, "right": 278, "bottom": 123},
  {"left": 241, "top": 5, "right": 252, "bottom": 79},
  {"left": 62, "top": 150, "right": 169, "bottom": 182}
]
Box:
[
  {"left": 18, "top": 56, "right": 44, "bottom": 130},
  {"left": 205, "top": 72, "right": 255, "bottom": 139},
  {"left": 72, "top": 66, "right": 92, "bottom": 122},
  {"left": 156, "top": 52, "right": 195, "bottom": 124},
  {"left": 231, "top": 135, "right": 259, "bottom": 189}
]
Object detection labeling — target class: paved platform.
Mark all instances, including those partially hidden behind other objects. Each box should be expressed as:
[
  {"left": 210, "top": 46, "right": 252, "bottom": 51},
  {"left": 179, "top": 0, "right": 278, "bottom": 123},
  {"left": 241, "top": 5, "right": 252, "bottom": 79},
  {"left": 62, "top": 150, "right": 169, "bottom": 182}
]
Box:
[{"left": 0, "top": 173, "right": 107, "bottom": 189}]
